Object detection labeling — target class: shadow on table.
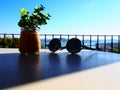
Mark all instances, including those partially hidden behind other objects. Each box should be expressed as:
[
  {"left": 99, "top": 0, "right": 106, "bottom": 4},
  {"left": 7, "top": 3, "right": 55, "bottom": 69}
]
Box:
[
  {"left": 18, "top": 54, "right": 40, "bottom": 83},
  {"left": 66, "top": 54, "right": 81, "bottom": 69},
  {"left": 0, "top": 53, "right": 40, "bottom": 89}
]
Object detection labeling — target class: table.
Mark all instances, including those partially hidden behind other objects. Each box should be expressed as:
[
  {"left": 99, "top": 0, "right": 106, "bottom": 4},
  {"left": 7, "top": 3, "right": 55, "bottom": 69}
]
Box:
[{"left": 0, "top": 49, "right": 120, "bottom": 90}]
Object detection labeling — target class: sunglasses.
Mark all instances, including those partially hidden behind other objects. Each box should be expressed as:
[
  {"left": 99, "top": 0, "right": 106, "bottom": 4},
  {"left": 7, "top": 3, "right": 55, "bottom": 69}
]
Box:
[{"left": 47, "top": 38, "right": 101, "bottom": 54}]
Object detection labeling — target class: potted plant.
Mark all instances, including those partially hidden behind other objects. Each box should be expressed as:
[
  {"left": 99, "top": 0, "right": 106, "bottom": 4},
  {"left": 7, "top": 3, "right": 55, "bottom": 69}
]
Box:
[{"left": 18, "top": 5, "right": 51, "bottom": 55}]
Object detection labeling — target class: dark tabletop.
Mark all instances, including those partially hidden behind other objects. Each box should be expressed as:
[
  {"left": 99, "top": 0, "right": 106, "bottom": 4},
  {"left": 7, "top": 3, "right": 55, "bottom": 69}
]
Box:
[{"left": 0, "top": 49, "right": 120, "bottom": 89}]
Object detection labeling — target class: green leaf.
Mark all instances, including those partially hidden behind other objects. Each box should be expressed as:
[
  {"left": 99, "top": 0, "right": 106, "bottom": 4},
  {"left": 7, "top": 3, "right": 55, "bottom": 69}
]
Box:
[
  {"left": 35, "top": 6, "right": 39, "bottom": 10},
  {"left": 20, "top": 8, "right": 29, "bottom": 16}
]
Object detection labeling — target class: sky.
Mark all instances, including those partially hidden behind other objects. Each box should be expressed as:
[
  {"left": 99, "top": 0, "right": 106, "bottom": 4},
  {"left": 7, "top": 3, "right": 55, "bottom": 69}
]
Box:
[{"left": 0, "top": 0, "right": 120, "bottom": 35}]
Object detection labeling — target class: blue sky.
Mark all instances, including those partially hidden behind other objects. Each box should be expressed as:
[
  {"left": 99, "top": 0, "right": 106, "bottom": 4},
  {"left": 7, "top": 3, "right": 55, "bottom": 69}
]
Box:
[{"left": 0, "top": 0, "right": 120, "bottom": 35}]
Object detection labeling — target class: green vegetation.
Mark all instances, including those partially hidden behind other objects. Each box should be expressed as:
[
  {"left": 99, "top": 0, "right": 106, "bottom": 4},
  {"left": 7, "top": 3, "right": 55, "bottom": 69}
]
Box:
[
  {"left": 0, "top": 37, "right": 19, "bottom": 48},
  {"left": 112, "top": 48, "right": 120, "bottom": 53},
  {"left": 18, "top": 5, "right": 51, "bottom": 31},
  {"left": 41, "top": 44, "right": 44, "bottom": 49}
]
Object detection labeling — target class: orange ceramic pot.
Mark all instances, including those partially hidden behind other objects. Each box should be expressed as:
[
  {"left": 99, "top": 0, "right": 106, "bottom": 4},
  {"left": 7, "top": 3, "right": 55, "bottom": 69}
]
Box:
[{"left": 18, "top": 30, "right": 41, "bottom": 54}]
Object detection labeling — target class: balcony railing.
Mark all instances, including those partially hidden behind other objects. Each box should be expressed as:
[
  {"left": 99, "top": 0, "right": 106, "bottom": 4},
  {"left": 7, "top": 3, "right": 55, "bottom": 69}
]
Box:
[{"left": 0, "top": 33, "right": 120, "bottom": 53}]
